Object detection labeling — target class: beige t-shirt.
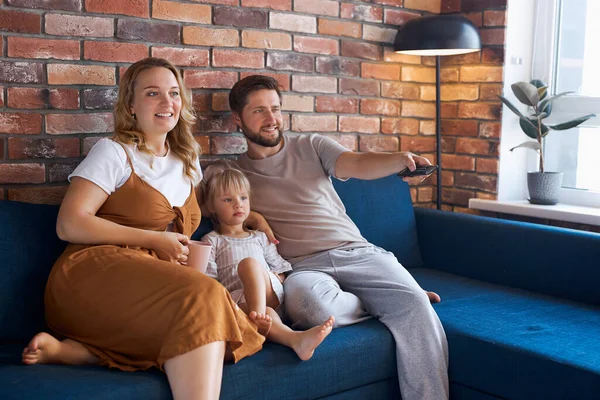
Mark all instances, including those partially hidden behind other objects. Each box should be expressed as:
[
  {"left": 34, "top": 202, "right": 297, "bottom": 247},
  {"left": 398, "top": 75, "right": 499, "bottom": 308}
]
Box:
[{"left": 205, "top": 134, "right": 368, "bottom": 263}]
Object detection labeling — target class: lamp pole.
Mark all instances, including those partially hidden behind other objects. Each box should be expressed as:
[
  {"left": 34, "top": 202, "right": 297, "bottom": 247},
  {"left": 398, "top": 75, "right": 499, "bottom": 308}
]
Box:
[{"left": 435, "top": 56, "right": 442, "bottom": 210}]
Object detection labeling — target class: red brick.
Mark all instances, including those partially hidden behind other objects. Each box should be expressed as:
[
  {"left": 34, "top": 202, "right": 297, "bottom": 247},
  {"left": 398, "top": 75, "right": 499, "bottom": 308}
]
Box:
[
  {"left": 360, "top": 99, "right": 400, "bottom": 116},
  {"left": 117, "top": 19, "right": 179, "bottom": 45},
  {"left": 184, "top": 27, "right": 239, "bottom": 47},
  {"left": 484, "top": 10, "right": 506, "bottom": 26},
  {"left": 294, "top": 36, "right": 338, "bottom": 55},
  {"left": 292, "top": 75, "right": 337, "bottom": 93},
  {"left": 184, "top": 71, "right": 238, "bottom": 89},
  {"left": 242, "top": 30, "right": 291, "bottom": 50},
  {"left": 461, "top": 66, "right": 503, "bottom": 82},
  {"left": 456, "top": 138, "right": 499, "bottom": 156},
  {"left": 195, "top": 136, "right": 210, "bottom": 156},
  {"left": 480, "top": 121, "right": 501, "bottom": 138},
  {"left": 267, "top": 52, "right": 314, "bottom": 73},
  {"left": 481, "top": 28, "right": 505, "bottom": 46},
  {"left": 8, "top": 88, "right": 79, "bottom": 110},
  {"left": 192, "top": 93, "right": 210, "bottom": 112},
  {"left": 7, "top": 0, "right": 80, "bottom": 11},
  {"left": 82, "top": 136, "right": 106, "bottom": 155},
  {"left": 8, "top": 137, "right": 79, "bottom": 159},
  {"left": 442, "top": 187, "right": 475, "bottom": 207},
  {"left": 318, "top": 19, "right": 361, "bottom": 39},
  {"left": 0, "top": 112, "right": 42, "bottom": 134},
  {"left": 241, "top": 0, "right": 291, "bottom": 10},
  {"left": 84, "top": 42, "right": 148, "bottom": 63},
  {"left": 384, "top": 9, "right": 420, "bottom": 25},
  {"left": 282, "top": 94, "right": 313, "bottom": 112},
  {"left": 0, "top": 61, "right": 44, "bottom": 84},
  {"left": 400, "top": 136, "right": 436, "bottom": 153},
  {"left": 442, "top": 137, "right": 456, "bottom": 153},
  {"left": 48, "top": 64, "right": 115, "bottom": 85},
  {"left": 49, "top": 162, "right": 78, "bottom": 182},
  {"left": 341, "top": 41, "right": 381, "bottom": 61},
  {"left": 46, "top": 113, "right": 114, "bottom": 134},
  {"left": 404, "top": 0, "right": 440, "bottom": 12},
  {"left": 326, "top": 134, "right": 357, "bottom": 151},
  {"left": 383, "top": 48, "right": 421, "bottom": 65},
  {"left": 339, "top": 116, "right": 380, "bottom": 133},
  {"left": 83, "top": 88, "right": 117, "bottom": 110},
  {"left": 421, "top": 84, "right": 479, "bottom": 101},
  {"left": 270, "top": 12, "right": 316, "bottom": 33},
  {"left": 458, "top": 102, "right": 501, "bottom": 120},
  {"left": 381, "top": 118, "right": 419, "bottom": 135},
  {"left": 189, "top": 0, "right": 235, "bottom": 4},
  {"left": 460, "top": 0, "right": 507, "bottom": 10},
  {"left": 440, "top": 52, "right": 481, "bottom": 66},
  {"left": 8, "top": 186, "right": 68, "bottom": 205},
  {"left": 455, "top": 172, "right": 497, "bottom": 192},
  {"left": 196, "top": 115, "right": 237, "bottom": 133},
  {"left": 7, "top": 37, "right": 79, "bottom": 60},
  {"left": 0, "top": 163, "right": 45, "bottom": 183},
  {"left": 381, "top": 82, "right": 419, "bottom": 100},
  {"left": 362, "top": 25, "right": 396, "bottom": 44},
  {"left": 359, "top": 136, "right": 399, "bottom": 152},
  {"left": 211, "top": 92, "right": 231, "bottom": 112},
  {"left": 294, "top": 0, "right": 338, "bottom": 17},
  {"left": 401, "top": 66, "right": 434, "bottom": 83},
  {"left": 316, "top": 96, "right": 358, "bottom": 114},
  {"left": 240, "top": 72, "right": 290, "bottom": 91},
  {"left": 339, "top": 78, "right": 379, "bottom": 96},
  {"left": 442, "top": 68, "right": 460, "bottom": 83},
  {"left": 442, "top": 154, "right": 475, "bottom": 171},
  {"left": 151, "top": 47, "right": 209, "bottom": 67},
  {"left": 401, "top": 101, "right": 435, "bottom": 118},
  {"left": 361, "top": 63, "right": 400, "bottom": 80},
  {"left": 291, "top": 115, "right": 336, "bottom": 132},
  {"left": 85, "top": 0, "right": 148, "bottom": 17},
  {"left": 211, "top": 135, "right": 247, "bottom": 155},
  {"left": 152, "top": 0, "right": 211, "bottom": 23},
  {"left": 465, "top": 12, "right": 483, "bottom": 27},
  {"left": 45, "top": 14, "right": 113, "bottom": 37},
  {"left": 417, "top": 186, "right": 434, "bottom": 203},
  {"left": 316, "top": 57, "right": 360, "bottom": 77},
  {"left": 0, "top": 9, "right": 40, "bottom": 34},
  {"left": 0, "top": 88, "right": 4, "bottom": 107},
  {"left": 340, "top": 4, "right": 382, "bottom": 23},
  {"left": 441, "top": 0, "right": 461, "bottom": 12},
  {"left": 441, "top": 120, "right": 479, "bottom": 137},
  {"left": 214, "top": 7, "right": 267, "bottom": 29},
  {"left": 442, "top": 103, "right": 459, "bottom": 118},
  {"left": 213, "top": 49, "right": 264, "bottom": 68},
  {"left": 372, "top": 0, "right": 402, "bottom": 5},
  {"left": 477, "top": 158, "right": 499, "bottom": 174}
]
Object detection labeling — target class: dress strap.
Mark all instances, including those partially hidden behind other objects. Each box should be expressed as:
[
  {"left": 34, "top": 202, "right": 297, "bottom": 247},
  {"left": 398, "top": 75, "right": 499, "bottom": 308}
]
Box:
[{"left": 116, "top": 142, "right": 136, "bottom": 173}]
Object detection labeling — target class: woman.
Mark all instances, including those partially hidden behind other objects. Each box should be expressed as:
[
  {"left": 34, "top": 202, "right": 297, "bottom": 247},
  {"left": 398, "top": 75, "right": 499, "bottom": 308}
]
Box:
[{"left": 21, "top": 57, "right": 265, "bottom": 400}]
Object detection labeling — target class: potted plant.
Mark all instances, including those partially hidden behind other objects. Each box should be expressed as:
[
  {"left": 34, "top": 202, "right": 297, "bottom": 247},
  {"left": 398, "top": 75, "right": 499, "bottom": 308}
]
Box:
[{"left": 499, "top": 80, "right": 596, "bottom": 205}]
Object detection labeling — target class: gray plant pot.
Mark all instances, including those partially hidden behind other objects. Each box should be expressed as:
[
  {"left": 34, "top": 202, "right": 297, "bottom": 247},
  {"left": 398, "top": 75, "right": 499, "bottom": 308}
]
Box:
[{"left": 527, "top": 172, "right": 563, "bottom": 205}]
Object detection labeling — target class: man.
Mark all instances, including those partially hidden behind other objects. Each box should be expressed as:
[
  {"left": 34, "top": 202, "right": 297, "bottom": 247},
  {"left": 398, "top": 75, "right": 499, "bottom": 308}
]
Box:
[{"left": 205, "top": 75, "right": 449, "bottom": 400}]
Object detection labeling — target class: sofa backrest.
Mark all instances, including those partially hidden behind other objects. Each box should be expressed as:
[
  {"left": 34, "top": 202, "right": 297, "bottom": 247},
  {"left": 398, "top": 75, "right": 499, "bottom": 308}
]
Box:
[{"left": 1, "top": 175, "right": 420, "bottom": 343}]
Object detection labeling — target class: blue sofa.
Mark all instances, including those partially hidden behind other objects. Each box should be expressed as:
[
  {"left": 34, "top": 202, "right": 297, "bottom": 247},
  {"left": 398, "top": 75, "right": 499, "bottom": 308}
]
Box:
[{"left": 1, "top": 175, "right": 600, "bottom": 399}]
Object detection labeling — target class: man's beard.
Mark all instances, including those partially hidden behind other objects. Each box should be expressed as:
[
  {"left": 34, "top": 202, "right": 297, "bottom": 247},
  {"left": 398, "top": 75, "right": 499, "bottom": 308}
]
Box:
[{"left": 240, "top": 121, "right": 283, "bottom": 148}]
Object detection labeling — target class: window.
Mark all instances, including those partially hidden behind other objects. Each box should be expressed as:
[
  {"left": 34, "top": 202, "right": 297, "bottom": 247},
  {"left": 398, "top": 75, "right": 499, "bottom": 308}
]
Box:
[{"left": 533, "top": 0, "right": 600, "bottom": 205}]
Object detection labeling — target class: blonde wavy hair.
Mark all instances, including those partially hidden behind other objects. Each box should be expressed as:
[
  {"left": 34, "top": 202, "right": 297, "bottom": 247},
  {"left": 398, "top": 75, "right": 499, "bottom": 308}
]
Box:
[
  {"left": 114, "top": 57, "right": 200, "bottom": 179},
  {"left": 203, "top": 168, "right": 252, "bottom": 231}
]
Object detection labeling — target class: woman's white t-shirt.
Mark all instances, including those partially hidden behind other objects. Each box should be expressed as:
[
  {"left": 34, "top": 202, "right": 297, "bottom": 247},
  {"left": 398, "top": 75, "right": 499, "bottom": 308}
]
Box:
[{"left": 68, "top": 138, "right": 203, "bottom": 208}]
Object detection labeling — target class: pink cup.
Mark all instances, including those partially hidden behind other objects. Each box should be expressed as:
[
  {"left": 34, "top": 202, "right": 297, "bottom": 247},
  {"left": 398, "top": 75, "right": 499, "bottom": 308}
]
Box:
[{"left": 186, "top": 240, "right": 212, "bottom": 273}]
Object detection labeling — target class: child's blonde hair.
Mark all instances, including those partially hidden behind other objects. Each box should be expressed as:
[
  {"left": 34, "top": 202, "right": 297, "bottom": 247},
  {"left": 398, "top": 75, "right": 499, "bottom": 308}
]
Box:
[{"left": 203, "top": 168, "right": 252, "bottom": 230}]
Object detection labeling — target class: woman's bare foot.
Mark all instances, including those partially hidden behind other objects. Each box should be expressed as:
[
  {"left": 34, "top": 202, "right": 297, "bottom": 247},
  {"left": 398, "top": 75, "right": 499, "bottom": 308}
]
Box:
[
  {"left": 426, "top": 291, "right": 441, "bottom": 304},
  {"left": 291, "top": 316, "right": 335, "bottom": 361},
  {"left": 249, "top": 311, "right": 272, "bottom": 337},
  {"left": 22, "top": 332, "right": 98, "bottom": 365}
]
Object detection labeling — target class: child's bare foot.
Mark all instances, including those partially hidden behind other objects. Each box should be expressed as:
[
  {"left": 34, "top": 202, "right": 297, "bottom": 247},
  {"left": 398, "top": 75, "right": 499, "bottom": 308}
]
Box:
[
  {"left": 426, "top": 291, "right": 441, "bottom": 304},
  {"left": 292, "top": 316, "right": 335, "bottom": 361},
  {"left": 249, "top": 311, "right": 272, "bottom": 337},
  {"left": 22, "top": 332, "right": 98, "bottom": 365}
]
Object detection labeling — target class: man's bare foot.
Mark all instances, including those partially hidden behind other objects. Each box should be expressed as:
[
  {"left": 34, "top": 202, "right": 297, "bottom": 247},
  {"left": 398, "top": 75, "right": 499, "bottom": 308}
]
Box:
[
  {"left": 292, "top": 316, "right": 335, "bottom": 361},
  {"left": 249, "top": 311, "right": 272, "bottom": 337},
  {"left": 22, "top": 332, "right": 98, "bottom": 365},
  {"left": 426, "top": 291, "right": 441, "bottom": 304}
]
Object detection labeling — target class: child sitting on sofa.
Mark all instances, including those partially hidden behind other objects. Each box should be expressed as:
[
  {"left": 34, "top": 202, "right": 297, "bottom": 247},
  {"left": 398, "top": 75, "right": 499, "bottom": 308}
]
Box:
[{"left": 202, "top": 168, "right": 335, "bottom": 361}]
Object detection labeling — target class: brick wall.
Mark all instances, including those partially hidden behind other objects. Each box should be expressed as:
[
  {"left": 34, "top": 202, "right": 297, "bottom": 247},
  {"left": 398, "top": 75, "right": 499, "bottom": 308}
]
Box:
[{"left": 0, "top": 0, "right": 506, "bottom": 208}]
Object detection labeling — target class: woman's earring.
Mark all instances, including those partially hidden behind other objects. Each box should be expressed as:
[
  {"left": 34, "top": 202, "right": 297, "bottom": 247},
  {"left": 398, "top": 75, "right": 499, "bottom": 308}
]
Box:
[{"left": 131, "top": 113, "right": 136, "bottom": 120}]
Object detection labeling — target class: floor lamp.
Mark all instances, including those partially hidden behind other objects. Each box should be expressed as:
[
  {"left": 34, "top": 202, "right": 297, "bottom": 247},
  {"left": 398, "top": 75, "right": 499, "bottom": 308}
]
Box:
[{"left": 394, "top": 15, "right": 481, "bottom": 210}]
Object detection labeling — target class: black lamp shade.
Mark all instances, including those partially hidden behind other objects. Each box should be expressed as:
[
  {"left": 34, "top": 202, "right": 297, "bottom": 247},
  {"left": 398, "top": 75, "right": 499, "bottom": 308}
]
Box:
[{"left": 394, "top": 15, "right": 481, "bottom": 56}]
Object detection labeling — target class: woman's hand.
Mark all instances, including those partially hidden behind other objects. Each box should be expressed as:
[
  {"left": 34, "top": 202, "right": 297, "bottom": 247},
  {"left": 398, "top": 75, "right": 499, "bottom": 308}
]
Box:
[
  {"left": 150, "top": 231, "right": 190, "bottom": 264},
  {"left": 246, "top": 211, "right": 279, "bottom": 244}
]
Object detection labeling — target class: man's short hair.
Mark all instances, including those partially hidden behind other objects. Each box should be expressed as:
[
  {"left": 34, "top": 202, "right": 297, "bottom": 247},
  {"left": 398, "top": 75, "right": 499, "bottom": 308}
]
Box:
[{"left": 229, "top": 75, "right": 282, "bottom": 114}]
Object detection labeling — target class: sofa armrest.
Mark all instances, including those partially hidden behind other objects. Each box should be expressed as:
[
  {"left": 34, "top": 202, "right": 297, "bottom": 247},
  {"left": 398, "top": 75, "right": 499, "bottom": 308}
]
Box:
[{"left": 414, "top": 207, "right": 600, "bottom": 306}]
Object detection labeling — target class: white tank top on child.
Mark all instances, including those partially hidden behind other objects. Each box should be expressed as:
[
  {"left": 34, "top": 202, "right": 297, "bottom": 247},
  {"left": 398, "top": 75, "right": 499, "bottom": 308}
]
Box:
[{"left": 69, "top": 138, "right": 202, "bottom": 208}]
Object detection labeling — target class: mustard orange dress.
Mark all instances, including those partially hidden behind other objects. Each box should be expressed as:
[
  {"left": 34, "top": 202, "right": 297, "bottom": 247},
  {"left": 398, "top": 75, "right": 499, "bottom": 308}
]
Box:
[{"left": 44, "top": 151, "right": 264, "bottom": 371}]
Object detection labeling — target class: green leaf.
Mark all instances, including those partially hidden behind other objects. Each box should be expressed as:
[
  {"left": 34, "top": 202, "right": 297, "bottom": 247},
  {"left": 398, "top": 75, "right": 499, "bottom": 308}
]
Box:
[
  {"left": 537, "top": 86, "right": 548, "bottom": 101},
  {"left": 519, "top": 117, "right": 548, "bottom": 139},
  {"left": 498, "top": 95, "right": 536, "bottom": 127},
  {"left": 539, "top": 91, "right": 574, "bottom": 115},
  {"left": 510, "top": 141, "right": 541, "bottom": 152},
  {"left": 511, "top": 82, "right": 540, "bottom": 106},
  {"left": 549, "top": 114, "right": 596, "bottom": 130}
]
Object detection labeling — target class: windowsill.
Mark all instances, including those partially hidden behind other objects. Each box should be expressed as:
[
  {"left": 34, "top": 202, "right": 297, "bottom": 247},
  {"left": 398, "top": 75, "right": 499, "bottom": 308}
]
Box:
[{"left": 469, "top": 199, "right": 600, "bottom": 227}]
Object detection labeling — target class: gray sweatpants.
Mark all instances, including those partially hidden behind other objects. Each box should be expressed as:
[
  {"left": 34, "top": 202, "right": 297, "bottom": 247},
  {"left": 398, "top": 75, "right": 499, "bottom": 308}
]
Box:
[{"left": 284, "top": 245, "right": 449, "bottom": 400}]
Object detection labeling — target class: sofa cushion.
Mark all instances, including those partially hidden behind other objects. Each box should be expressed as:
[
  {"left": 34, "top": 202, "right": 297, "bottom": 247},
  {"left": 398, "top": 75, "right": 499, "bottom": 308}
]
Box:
[
  {"left": 0, "top": 201, "right": 66, "bottom": 342},
  {"left": 412, "top": 268, "right": 600, "bottom": 400},
  {"left": 333, "top": 175, "right": 422, "bottom": 268},
  {"left": 0, "top": 319, "right": 398, "bottom": 400}
]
